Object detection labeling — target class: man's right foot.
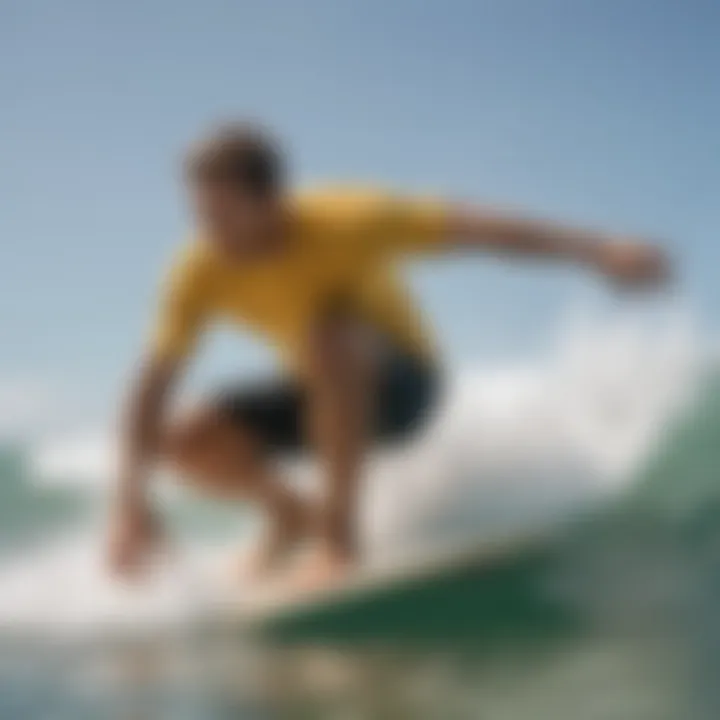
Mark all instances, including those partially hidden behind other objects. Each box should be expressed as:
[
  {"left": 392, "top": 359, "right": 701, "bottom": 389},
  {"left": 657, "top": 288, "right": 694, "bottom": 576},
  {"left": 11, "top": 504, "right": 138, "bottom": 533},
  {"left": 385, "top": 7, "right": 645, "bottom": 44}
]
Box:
[
  {"left": 237, "top": 499, "right": 316, "bottom": 582},
  {"left": 237, "top": 531, "right": 294, "bottom": 582}
]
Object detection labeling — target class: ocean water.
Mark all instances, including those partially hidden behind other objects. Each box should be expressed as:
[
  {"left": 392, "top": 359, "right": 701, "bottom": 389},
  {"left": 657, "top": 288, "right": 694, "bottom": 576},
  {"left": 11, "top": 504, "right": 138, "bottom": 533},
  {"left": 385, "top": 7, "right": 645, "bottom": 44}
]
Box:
[{"left": 1, "top": 313, "right": 719, "bottom": 719}]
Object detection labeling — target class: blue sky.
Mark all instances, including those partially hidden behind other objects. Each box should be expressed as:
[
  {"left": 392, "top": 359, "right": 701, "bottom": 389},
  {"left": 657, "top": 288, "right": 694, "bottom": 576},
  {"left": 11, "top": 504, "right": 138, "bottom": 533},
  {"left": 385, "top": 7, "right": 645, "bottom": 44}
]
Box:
[{"left": 2, "top": 0, "right": 719, "bottom": 427}]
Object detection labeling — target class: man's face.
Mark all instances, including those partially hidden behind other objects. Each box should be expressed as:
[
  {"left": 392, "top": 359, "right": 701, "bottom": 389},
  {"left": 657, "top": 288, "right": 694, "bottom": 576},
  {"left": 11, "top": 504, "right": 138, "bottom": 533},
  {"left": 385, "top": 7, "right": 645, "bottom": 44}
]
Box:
[{"left": 191, "top": 179, "right": 282, "bottom": 259}]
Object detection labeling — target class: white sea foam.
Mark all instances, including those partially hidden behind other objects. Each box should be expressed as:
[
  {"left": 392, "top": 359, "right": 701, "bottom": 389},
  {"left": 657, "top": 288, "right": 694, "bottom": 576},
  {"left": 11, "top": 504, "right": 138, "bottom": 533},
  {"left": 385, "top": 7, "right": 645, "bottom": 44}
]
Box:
[{"left": 0, "top": 308, "right": 706, "bottom": 636}]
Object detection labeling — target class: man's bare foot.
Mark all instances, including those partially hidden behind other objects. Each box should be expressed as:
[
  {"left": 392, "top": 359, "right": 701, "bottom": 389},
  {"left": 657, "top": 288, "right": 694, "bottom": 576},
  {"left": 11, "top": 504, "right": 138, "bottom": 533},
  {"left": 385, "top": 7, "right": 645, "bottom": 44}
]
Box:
[
  {"left": 238, "top": 500, "right": 316, "bottom": 582},
  {"left": 286, "top": 544, "right": 354, "bottom": 592},
  {"left": 238, "top": 530, "right": 295, "bottom": 582}
]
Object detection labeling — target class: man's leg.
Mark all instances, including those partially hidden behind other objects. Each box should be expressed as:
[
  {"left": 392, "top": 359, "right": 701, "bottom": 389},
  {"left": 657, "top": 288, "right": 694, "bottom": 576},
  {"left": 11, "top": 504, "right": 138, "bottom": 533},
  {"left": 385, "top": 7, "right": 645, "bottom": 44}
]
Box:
[
  {"left": 303, "top": 316, "right": 377, "bottom": 577},
  {"left": 162, "top": 404, "right": 312, "bottom": 575}
]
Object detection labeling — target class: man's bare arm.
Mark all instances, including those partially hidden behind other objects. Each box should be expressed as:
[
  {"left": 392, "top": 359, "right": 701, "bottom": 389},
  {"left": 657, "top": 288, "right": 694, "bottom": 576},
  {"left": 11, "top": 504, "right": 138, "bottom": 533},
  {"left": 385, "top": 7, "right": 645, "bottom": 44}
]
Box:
[
  {"left": 445, "top": 206, "right": 670, "bottom": 286},
  {"left": 109, "top": 354, "right": 180, "bottom": 575},
  {"left": 118, "top": 356, "right": 179, "bottom": 501}
]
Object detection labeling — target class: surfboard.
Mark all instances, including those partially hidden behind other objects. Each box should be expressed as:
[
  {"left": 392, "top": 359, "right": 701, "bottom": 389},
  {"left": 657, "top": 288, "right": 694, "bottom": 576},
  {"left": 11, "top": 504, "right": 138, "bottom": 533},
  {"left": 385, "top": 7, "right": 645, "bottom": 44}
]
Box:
[{"left": 213, "top": 527, "right": 577, "bottom": 644}]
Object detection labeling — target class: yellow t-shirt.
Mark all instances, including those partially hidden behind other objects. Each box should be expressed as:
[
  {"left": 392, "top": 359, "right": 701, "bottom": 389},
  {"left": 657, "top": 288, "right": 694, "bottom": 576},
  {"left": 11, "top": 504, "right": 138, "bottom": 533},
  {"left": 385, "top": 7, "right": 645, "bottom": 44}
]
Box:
[{"left": 151, "top": 188, "right": 449, "bottom": 372}]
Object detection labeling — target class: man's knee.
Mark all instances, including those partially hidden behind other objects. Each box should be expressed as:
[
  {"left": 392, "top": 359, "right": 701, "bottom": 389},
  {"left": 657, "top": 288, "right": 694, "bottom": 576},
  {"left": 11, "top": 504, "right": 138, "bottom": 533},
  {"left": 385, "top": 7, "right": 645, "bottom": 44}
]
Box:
[
  {"left": 161, "top": 406, "right": 266, "bottom": 499},
  {"left": 162, "top": 404, "right": 260, "bottom": 480},
  {"left": 162, "top": 405, "right": 219, "bottom": 466}
]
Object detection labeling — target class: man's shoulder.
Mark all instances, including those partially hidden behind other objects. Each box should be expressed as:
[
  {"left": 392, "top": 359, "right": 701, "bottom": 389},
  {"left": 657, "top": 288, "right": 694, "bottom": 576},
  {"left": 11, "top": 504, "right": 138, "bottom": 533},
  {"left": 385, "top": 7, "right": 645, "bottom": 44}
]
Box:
[
  {"left": 162, "top": 239, "right": 217, "bottom": 289},
  {"left": 294, "top": 185, "right": 394, "bottom": 216},
  {"left": 170, "top": 238, "right": 215, "bottom": 269},
  {"left": 292, "top": 185, "right": 398, "bottom": 238}
]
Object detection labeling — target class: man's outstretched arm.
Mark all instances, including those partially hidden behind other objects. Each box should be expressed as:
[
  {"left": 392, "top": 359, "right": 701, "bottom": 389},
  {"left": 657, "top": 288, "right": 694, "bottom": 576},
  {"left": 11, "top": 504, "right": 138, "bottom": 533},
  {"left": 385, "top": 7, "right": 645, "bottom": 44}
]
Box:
[
  {"left": 379, "top": 194, "right": 670, "bottom": 288},
  {"left": 443, "top": 205, "right": 670, "bottom": 286}
]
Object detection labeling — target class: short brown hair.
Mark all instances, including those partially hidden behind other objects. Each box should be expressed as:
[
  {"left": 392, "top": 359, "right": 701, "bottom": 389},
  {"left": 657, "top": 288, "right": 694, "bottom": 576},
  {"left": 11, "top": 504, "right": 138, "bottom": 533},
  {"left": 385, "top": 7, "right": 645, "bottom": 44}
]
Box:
[{"left": 185, "top": 122, "right": 285, "bottom": 197}]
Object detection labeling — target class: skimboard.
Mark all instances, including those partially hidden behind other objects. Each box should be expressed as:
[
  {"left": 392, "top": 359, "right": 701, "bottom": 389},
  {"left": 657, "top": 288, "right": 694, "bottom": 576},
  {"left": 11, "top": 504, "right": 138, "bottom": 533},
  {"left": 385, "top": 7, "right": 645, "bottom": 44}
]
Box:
[{"left": 211, "top": 527, "right": 575, "bottom": 643}]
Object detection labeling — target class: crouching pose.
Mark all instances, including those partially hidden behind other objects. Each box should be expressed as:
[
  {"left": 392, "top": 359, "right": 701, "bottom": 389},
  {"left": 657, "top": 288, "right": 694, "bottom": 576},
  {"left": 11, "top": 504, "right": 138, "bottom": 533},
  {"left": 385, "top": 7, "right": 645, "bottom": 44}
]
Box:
[{"left": 108, "top": 122, "right": 669, "bottom": 586}]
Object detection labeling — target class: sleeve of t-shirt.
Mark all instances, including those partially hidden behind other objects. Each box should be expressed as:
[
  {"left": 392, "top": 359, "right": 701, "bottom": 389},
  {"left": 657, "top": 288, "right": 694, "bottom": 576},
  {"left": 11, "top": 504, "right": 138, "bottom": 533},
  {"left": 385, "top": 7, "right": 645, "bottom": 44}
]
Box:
[
  {"left": 369, "top": 192, "right": 450, "bottom": 254},
  {"left": 149, "top": 247, "right": 209, "bottom": 361},
  {"left": 301, "top": 188, "right": 451, "bottom": 258}
]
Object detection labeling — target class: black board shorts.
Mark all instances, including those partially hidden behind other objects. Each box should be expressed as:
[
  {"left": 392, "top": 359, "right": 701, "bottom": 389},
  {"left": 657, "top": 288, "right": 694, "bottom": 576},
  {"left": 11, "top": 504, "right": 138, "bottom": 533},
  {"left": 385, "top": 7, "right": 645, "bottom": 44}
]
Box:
[{"left": 214, "top": 349, "right": 439, "bottom": 453}]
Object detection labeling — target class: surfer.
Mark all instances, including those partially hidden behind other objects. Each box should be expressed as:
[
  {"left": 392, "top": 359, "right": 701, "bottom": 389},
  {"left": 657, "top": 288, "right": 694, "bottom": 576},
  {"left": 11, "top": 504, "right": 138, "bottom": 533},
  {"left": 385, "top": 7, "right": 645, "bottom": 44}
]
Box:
[{"left": 108, "top": 122, "right": 669, "bottom": 585}]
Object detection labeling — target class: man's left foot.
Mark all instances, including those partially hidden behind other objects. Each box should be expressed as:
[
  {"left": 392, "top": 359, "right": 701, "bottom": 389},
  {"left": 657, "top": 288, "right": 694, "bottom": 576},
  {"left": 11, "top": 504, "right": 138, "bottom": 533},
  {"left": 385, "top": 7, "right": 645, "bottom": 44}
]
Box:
[
  {"left": 238, "top": 493, "right": 317, "bottom": 583},
  {"left": 286, "top": 545, "right": 354, "bottom": 592}
]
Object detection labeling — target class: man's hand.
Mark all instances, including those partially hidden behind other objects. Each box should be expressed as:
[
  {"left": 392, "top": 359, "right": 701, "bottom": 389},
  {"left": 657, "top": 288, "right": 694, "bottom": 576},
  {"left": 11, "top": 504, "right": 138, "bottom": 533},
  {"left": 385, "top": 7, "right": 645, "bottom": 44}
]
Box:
[
  {"left": 107, "top": 499, "right": 162, "bottom": 578},
  {"left": 590, "top": 240, "right": 671, "bottom": 289}
]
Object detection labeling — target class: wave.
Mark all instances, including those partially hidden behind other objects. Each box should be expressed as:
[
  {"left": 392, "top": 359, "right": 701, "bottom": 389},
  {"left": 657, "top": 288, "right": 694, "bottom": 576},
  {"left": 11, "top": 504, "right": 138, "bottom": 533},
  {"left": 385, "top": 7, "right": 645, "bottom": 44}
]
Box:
[{"left": 0, "top": 307, "right": 710, "bottom": 638}]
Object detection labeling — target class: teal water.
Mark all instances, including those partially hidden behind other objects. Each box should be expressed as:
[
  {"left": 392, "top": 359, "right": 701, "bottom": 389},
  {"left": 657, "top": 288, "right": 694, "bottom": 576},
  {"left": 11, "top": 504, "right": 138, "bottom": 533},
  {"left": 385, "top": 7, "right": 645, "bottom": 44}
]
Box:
[
  {"left": 0, "top": 373, "right": 719, "bottom": 719},
  {"left": 0, "top": 446, "right": 90, "bottom": 556}
]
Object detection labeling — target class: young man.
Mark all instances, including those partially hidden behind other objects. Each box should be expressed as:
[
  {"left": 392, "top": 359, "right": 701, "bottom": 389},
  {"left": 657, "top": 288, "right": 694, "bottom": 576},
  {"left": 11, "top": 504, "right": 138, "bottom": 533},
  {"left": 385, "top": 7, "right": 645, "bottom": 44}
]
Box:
[{"left": 108, "top": 123, "right": 669, "bottom": 584}]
